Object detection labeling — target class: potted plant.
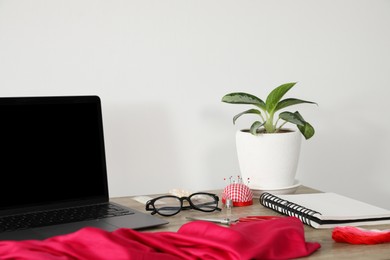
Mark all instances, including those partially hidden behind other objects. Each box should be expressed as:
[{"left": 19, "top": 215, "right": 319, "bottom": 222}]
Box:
[{"left": 222, "top": 82, "right": 317, "bottom": 192}]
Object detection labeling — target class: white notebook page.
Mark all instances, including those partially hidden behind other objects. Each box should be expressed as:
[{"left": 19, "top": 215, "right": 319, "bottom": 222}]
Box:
[{"left": 278, "top": 193, "right": 390, "bottom": 220}]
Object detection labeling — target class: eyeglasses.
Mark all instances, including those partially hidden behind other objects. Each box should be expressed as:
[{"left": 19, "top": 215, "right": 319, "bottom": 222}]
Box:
[{"left": 145, "top": 192, "right": 221, "bottom": 216}]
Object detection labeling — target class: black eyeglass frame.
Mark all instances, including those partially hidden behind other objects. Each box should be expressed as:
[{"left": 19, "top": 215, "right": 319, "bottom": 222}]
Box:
[{"left": 145, "top": 192, "right": 221, "bottom": 216}]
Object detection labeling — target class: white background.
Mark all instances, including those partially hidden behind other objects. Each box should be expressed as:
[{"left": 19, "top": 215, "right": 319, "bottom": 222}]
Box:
[{"left": 1, "top": 0, "right": 389, "bottom": 209}]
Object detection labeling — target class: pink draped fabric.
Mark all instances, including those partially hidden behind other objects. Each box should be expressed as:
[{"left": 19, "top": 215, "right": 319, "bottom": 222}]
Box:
[{"left": 0, "top": 216, "right": 320, "bottom": 260}]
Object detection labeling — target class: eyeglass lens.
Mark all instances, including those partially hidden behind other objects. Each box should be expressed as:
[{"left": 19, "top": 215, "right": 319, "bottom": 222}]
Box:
[
  {"left": 154, "top": 196, "right": 182, "bottom": 216},
  {"left": 189, "top": 193, "right": 218, "bottom": 212}
]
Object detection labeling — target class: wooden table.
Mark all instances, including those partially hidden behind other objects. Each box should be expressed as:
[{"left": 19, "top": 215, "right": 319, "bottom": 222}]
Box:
[{"left": 111, "top": 186, "right": 390, "bottom": 259}]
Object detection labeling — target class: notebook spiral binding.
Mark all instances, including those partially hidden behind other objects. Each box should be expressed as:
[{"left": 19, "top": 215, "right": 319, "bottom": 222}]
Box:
[{"left": 259, "top": 192, "right": 321, "bottom": 227}]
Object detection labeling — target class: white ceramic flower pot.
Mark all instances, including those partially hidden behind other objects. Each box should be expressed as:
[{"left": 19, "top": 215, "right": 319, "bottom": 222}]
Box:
[{"left": 235, "top": 129, "right": 302, "bottom": 189}]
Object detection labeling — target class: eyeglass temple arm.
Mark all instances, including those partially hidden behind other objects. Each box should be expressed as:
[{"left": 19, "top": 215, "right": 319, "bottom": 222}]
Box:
[{"left": 145, "top": 201, "right": 158, "bottom": 215}]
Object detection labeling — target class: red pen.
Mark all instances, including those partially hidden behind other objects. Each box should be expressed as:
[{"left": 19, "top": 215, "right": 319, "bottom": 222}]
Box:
[{"left": 236, "top": 216, "right": 283, "bottom": 223}]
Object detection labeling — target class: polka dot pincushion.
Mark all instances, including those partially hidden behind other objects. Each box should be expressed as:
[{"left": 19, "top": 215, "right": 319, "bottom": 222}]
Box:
[{"left": 222, "top": 182, "right": 253, "bottom": 207}]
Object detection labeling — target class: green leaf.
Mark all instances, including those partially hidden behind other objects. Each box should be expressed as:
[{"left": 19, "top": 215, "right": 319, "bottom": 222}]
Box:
[
  {"left": 222, "top": 92, "right": 266, "bottom": 110},
  {"left": 265, "top": 82, "right": 296, "bottom": 113},
  {"left": 298, "top": 121, "right": 315, "bottom": 140},
  {"left": 233, "top": 109, "right": 262, "bottom": 124},
  {"left": 250, "top": 121, "right": 264, "bottom": 135},
  {"left": 279, "top": 111, "right": 305, "bottom": 126},
  {"left": 293, "top": 111, "right": 315, "bottom": 139},
  {"left": 279, "top": 111, "right": 315, "bottom": 139},
  {"left": 275, "top": 98, "right": 317, "bottom": 112}
]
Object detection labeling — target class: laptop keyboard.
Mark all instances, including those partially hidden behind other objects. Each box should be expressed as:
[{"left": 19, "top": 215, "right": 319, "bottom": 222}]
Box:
[{"left": 0, "top": 203, "right": 134, "bottom": 232}]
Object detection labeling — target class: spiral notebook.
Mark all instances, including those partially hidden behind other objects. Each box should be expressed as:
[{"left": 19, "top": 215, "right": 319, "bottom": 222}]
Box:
[{"left": 260, "top": 192, "right": 390, "bottom": 229}]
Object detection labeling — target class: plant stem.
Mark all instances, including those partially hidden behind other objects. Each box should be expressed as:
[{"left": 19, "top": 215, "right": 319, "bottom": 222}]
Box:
[
  {"left": 277, "top": 121, "right": 288, "bottom": 132},
  {"left": 264, "top": 112, "right": 275, "bottom": 133},
  {"left": 259, "top": 113, "right": 266, "bottom": 123}
]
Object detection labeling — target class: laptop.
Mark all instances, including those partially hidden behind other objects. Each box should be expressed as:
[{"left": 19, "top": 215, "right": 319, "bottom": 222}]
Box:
[{"left": 0, "top": 95, "right": 168, "bottom": 240}]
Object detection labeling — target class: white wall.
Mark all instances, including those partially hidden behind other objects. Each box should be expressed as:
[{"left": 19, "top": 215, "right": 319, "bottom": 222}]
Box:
[{"left": 1, "top": 0, "right": 389, "bottom": 209}]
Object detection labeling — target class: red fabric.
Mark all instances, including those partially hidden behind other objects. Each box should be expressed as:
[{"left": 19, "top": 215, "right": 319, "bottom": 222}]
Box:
[
  {"left": 332, "top": 226, "right": 390, "bottom": 245},
  {"left": 0, "top": 217, "right": 320, "bottom": 260}
]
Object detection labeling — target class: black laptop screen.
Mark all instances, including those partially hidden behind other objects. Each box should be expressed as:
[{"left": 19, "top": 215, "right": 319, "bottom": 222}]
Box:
[{"left": 0, "top": 96, "right": 109, "bottom": 211}]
